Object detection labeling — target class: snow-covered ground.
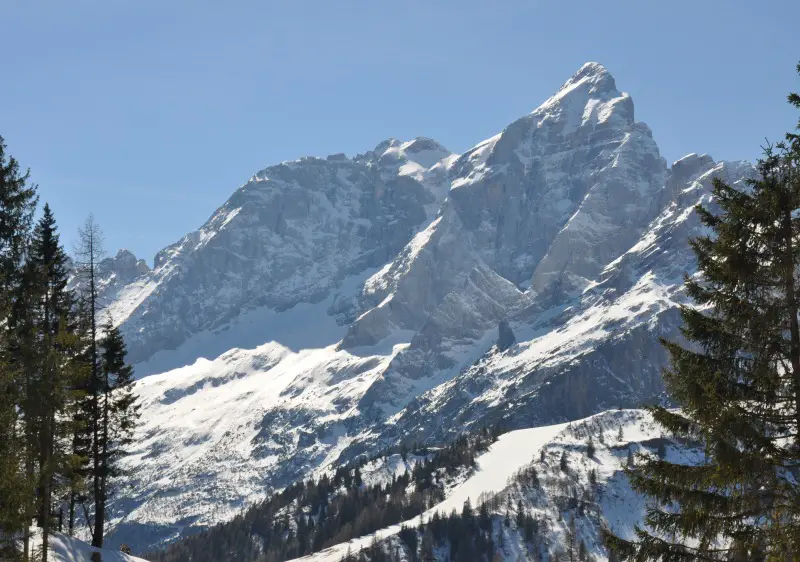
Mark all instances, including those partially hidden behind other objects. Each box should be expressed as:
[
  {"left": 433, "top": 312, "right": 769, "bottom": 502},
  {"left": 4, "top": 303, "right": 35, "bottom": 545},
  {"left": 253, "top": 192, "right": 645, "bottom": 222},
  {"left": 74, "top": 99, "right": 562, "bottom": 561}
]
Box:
[{"left": 27, "top": 531, "right": 147, "bottom": 562}]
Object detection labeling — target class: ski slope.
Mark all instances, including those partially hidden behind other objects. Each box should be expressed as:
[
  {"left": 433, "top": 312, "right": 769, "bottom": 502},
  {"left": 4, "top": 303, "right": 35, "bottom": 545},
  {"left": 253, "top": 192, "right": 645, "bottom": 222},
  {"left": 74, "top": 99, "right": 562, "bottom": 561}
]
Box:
[{"left": 289, "top": 421, "right": 570, "bottom": 562}]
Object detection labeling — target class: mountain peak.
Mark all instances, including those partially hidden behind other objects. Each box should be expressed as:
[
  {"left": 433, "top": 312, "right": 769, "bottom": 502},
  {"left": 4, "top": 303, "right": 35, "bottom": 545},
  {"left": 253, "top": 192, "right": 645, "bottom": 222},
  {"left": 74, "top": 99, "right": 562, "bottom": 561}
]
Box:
[
  {"left": 376, "top": 136, "right": 451, "bottom": 169},
  {"left": 521, "top": 60, "right": 631, "bottom": 133},
  {"left": 403, "top": 136, "right": 448, "bottom": 155},
  {"left": 114, "top": 248, "right": 138, "bottom": 261},
  {"left": 549, "top": 61, "right": 617, "bottom": 101},
  {"left": 574, "top": 61, "right": 610, "bottom": 79}
]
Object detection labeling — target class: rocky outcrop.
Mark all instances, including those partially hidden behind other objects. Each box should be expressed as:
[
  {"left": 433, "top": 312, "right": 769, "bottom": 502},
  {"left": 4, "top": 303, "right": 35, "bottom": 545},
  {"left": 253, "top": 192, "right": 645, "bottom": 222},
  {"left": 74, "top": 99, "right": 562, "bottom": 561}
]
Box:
[
  {"left": 497, "top": 320, "right": 516, "bottom": 351},
  {"left": 100, "top": 249, "right": 150, "bottom": 285}
]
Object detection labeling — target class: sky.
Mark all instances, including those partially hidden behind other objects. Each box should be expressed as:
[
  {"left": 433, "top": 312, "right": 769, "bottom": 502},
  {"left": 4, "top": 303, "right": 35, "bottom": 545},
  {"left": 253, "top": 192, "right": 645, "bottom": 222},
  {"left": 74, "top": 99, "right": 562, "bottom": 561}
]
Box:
[{"left": 1, "top": 0, "right": 798, "bottom": 264}]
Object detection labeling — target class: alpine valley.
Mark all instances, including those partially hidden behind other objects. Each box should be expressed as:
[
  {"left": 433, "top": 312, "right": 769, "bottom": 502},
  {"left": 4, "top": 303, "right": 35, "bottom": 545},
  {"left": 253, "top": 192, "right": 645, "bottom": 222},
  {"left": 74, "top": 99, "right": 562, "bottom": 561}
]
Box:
[{"left": 95, "top": 63, "right": 752, "bottom": 558}]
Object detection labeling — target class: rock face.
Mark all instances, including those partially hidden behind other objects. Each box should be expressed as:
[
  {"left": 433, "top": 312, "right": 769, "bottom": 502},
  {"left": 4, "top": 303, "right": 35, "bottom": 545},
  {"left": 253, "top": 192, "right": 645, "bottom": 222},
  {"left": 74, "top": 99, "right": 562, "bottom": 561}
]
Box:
[
  {"left": 100, "top": 249, "right": 150, "bottom": 287},
  {"left": 109, "top": 137, "right": 452, "bottom": 367},
  {"left": 497, "top": 320, "right": 516, "bottom": 351},
  {"left": 102, "top": 63, "right": 753, "bottom": 551}
]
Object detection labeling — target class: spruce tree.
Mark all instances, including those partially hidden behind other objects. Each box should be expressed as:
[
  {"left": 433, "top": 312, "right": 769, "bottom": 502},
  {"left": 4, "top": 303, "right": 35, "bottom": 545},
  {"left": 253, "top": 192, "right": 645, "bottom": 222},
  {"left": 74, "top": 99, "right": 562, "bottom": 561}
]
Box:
[
  {"left": 93, "top": 321, "right": 139, "bottom": 547},
  {"left": 21, "top": 203, "right": 80, "bottom": 562},
  {"left": 605, "top": 66, "right": 800, "bottom": 560},
  {"left": 0, "top": 135, "right": 37, "bottom": 560},
  {"left": 65, "top": 296, "right": 93, "bottom": 535}
]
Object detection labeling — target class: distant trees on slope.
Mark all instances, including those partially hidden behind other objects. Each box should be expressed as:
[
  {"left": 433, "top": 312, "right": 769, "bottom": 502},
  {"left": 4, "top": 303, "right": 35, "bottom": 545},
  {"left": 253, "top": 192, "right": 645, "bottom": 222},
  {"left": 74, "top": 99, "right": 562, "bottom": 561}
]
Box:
[{"left": 144, "top": 430, "right": 501, "bottom": 562}]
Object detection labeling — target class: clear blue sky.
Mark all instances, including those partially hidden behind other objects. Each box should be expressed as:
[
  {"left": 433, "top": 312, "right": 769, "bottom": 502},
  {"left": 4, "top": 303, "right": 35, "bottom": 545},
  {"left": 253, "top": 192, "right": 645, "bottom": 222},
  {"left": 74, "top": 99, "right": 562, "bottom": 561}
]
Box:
[{"left": 2, "top": 0, "right": 797, "bottom": 264}]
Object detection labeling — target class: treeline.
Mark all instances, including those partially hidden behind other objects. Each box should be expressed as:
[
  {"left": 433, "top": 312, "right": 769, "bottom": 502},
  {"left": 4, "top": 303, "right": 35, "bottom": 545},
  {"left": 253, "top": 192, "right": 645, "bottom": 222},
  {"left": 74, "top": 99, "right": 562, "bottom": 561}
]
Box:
[
  {"left": 356, "top": 430, "right": 607, "bottom": 562},
  {"left": 343, "top": 494, "right": 548, "bottom": 562},
  {"left": 0, "top": 137, "right": 139, "bottom": 561},
  {"left": 145, "top": 429, "right": 501, "bottom": 562}
]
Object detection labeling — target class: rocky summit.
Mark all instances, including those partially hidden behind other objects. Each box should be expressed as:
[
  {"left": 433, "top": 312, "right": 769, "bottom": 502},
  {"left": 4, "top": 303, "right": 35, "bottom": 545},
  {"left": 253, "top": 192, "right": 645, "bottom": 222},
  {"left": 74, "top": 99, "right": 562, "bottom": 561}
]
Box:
[{"left": 97, "top": 63, "right": 752, "bottom": 551}]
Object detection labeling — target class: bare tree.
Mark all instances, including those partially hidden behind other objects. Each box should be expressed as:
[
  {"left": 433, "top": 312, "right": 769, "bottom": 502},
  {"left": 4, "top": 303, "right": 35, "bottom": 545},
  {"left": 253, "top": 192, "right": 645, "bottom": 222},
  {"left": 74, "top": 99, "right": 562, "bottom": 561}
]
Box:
[{"left": 73, "top": 214, "right": 106, "bottom": 547}]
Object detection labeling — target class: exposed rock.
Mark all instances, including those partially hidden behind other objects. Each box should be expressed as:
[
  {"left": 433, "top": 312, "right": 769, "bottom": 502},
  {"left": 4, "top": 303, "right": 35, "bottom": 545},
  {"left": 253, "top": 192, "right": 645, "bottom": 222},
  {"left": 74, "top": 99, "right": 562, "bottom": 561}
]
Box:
[{"left": 497, "top": 320, "right": 516, "bottom": 351}]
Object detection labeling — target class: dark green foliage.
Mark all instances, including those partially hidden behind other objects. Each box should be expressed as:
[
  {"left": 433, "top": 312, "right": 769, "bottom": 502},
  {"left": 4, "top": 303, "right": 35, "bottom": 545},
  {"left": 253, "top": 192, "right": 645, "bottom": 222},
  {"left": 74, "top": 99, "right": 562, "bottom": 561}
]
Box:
[
  {"left": 0, "top": 135, "right": 38, "bottom": 560},
  {"left": 586, "top": 438, "right": 595, "bottom": 459},
  {"left": 91, "top": 321, "right": 140, "bottom": 546},
  {"left": 392, "top": 495, "right": 542, "bottom": 562},
  {"left": 605, "top": 65, "right": 800, "bottom": 561},
  {"left": 145, "top": 431, "right": 497, "bottom": 562},
  {"left": 22, "top": 203, "right": 82, "bottom": 562}
]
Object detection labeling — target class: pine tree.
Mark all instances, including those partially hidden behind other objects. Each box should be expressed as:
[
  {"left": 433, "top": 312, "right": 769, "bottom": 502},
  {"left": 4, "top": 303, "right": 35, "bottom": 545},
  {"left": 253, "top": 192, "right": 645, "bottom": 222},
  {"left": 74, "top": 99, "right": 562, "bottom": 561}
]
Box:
[
  {"left": 65, "top": 297, "right": 92, "bottom": 535},
  {"left": 605, "top": 65, "right": 800, "bottom": 560},
  {"left": 0, "top": 135, "right": 37, "bottom": 560},
  {"left": 22, "top": 204, "right": 80, "bottom": 562},
  {"left": 566, "top": 515, "right": 578, "bottom": 562},
  {"left": 92, "top": 321, "right": 139, "bottom": 547}
]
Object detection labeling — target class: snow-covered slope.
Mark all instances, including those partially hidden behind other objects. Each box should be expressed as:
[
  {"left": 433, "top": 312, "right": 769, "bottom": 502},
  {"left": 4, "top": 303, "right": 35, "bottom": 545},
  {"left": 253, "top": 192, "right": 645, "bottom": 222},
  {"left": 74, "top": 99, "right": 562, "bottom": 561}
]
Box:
[
  {"left": 29, "top": 531, "right": 147, "bottom": 562},
  {"left": 99, "top": 62, "right": 752, "bottom": 552},
  {"left": 288, "top": 409, "right": 702, "bottom": 561}
]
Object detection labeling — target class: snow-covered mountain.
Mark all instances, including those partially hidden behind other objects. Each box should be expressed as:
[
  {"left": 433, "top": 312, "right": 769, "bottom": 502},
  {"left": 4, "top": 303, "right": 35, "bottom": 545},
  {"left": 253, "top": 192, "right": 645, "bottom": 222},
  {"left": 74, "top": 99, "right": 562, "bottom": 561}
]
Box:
[
  {"left": 108, "top": 136, "right": 453, "bottom": 375},
  {"left": 98, "top": 62, "right": 752, "bottom": 553},
  {"left": 289, "top": 409, "right": 703, "bottom": 562}
]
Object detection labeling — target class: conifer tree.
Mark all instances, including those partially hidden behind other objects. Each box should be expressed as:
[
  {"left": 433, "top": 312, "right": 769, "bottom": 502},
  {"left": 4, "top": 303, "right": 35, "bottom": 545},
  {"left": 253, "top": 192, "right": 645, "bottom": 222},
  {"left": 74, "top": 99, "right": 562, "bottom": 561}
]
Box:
[
  {"left": 65, "top": 296, "right": 93, "bottom": 535},
  {"left": 0, "top": 136, "right": 38, "bottom": 560},
  {"left": 92, "top": 321, "right": 139, "bottom": 547},
  {"left": 23, "top": 203, "right": 79, "bottom": 562},
  {"left": 605, "top": 65, "right": 800, "bottom": 560},
  {"left": 567, "top": 515, "right": 578, "bottom": 562}
]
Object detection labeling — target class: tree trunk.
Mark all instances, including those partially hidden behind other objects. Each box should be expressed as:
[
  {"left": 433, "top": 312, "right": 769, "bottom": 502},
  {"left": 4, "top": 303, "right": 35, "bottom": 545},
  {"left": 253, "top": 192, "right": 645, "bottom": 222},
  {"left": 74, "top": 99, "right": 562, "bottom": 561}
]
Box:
[
  {"left": 68, "top": 488, "right": 76, "bottom": 535},
  {"left": 89, "top": 247, "right": 104, "bottom": 548},
  {"left": 22, "top": 362, "right": 35, "bottom": 562},
  {"left": 40, "top": 415, "right": 53, "bottom": 562},
  {"left": 97, "top": 382, "right": 110, "bottom": 551}
]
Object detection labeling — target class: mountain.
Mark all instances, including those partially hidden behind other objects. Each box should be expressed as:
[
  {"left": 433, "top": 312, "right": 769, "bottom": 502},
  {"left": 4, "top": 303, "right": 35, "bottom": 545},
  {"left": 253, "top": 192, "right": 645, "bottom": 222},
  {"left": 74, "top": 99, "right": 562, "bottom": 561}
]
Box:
[
  {"left": 287, "top": 409, "right": 704, "bottom": 562},
  {"left": 106, "top": 136, "right": 453, "bottom": 375},
  {"left": 97, "top": 62, "right": 752, "bottom": 553},
  {"left": 138, "top": 409, "right": 702, "bottom": 562}
]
